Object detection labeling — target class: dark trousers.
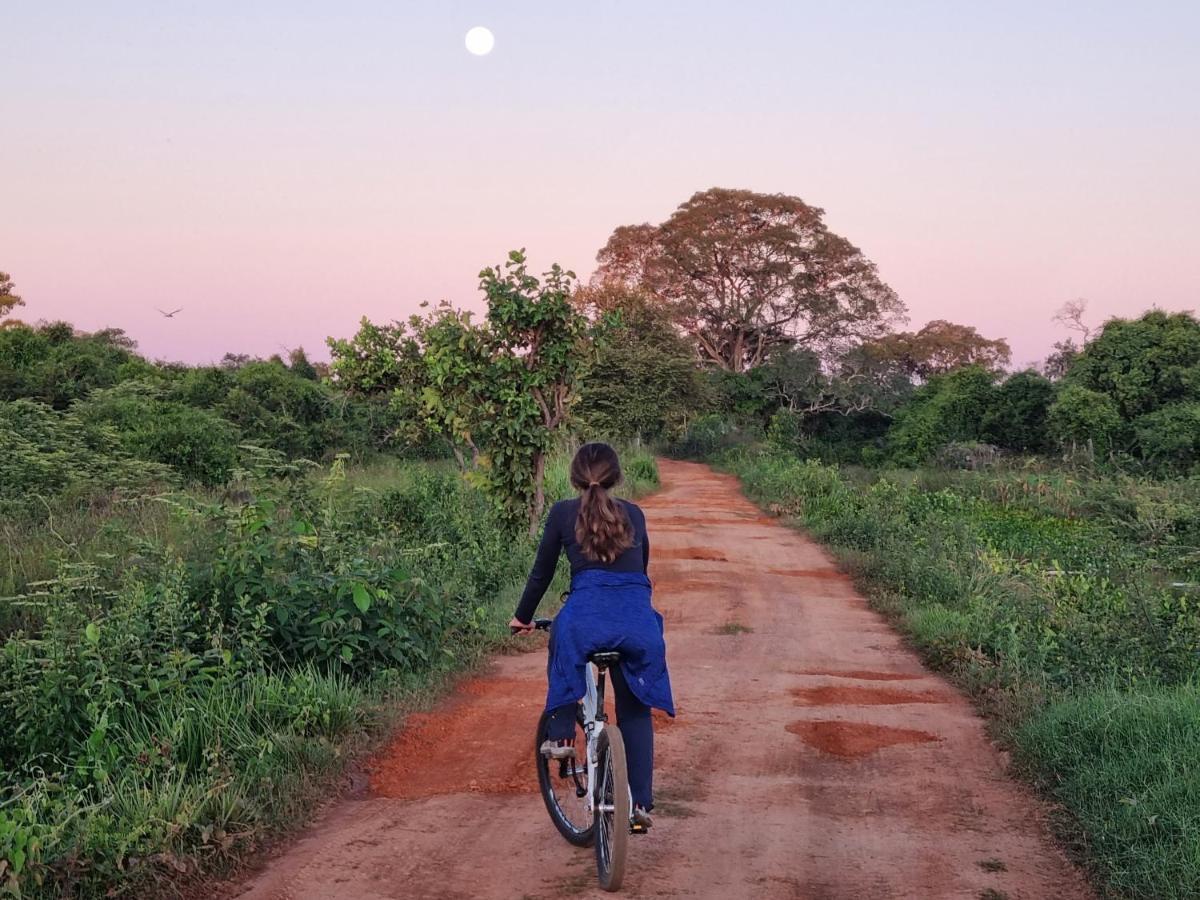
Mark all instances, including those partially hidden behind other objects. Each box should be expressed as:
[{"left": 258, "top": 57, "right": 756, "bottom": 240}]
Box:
[{"left": 546, "top": 661, "right": 655, "bottom": 810}]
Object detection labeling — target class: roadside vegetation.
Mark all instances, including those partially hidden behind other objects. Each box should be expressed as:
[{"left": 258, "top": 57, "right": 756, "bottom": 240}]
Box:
[{"left": 3, "top": 186, "right": 1198, "bottom": 897}]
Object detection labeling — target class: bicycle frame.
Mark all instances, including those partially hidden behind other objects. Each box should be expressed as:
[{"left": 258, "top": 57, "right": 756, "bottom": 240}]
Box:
[
  {"left": 579, "top": 662, "right": 604, "bottom": 816},
  {"left": 578, "top": 661, "right": 633, "bottom": 819}
]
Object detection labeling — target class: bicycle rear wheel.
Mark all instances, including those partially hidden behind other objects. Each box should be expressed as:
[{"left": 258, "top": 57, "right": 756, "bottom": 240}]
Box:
[
  {"left": 594, "top": 725, "right": 630, "bottom": 892},
  {"left": 536, "top": 707, "right": 594, "bottom": 847}
]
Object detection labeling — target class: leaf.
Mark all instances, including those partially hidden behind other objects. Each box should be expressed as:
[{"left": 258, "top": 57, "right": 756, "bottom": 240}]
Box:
[
  {"left": 352, "top": 583, "right": 372, "bottom": 614},
  {"left": 340, "top": 646, "right": 354, "bottom": 663},
  {"left": 85, "top": 622, "right": 100, "bottom": 643}
]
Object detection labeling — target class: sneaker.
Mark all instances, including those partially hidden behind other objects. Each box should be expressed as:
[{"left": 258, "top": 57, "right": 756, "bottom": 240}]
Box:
[
  {"left": 632, "top": 806, "right": 653, "bottom": 830},
  {"left": 540, "top": 739, "right": 576, "bottom": 760}
]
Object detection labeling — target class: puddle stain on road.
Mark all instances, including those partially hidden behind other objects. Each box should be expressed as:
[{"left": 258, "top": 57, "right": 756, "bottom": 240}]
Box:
[
  {"left": 786, "top": 720, "right": 941, "bottom": 758},
  {"left": 790, "top": 685, "right": 950, "bottom": 706}
]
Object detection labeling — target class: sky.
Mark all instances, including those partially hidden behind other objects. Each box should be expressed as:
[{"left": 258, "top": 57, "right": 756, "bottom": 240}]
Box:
[{"left": 3, "top": 1, "right": 1198, "bottom": 368}]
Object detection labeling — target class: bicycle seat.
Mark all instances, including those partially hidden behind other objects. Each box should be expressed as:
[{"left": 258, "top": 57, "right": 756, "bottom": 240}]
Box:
[{"left": 588, "top": 650, "right": 622, "bottom": 668}]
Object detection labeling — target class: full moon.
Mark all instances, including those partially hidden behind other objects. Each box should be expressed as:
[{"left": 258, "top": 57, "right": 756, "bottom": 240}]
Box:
[{"left": 465, "top": 26, "right": 494, "bottom": 56}]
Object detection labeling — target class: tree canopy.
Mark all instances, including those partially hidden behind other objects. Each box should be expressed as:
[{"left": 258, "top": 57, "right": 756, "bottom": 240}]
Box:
[
  {"left": 593, "top": 188, "right": 905, "bottom": 372},
  {"left": 859, "top": 319, "right": 1011, "bottom": 380}
]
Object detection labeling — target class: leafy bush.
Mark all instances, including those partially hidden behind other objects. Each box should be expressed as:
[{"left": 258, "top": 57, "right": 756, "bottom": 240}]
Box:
[
  {"left": 219, "top": 361, "right": 343, "bottom": 461},
  {"left": 1133, "top": 403, "right": 1200, "bottom": 474},
  {"left": 0, "top": 323, "right": 153, "bottom": 408},
  {"left": 669, "top": 413, "right": 752, "bottom": 459},
  {"left": 74, "top": 381, "right": 240, "bottom": 485},
  {"left": 982, "top": 370, "right": 1054, "bottom": 452},
  {"left": 575, "top": 297, "right": 712, "bottom": 443},
  {"left": 0, "top": 399, "right": 172, "bottom": 517},
  {"left": 886, "top": 366, "right": 998, "bottom": 465},
  {"left": 1046, "top": 383, "right": 1124, "bottom": 456}
]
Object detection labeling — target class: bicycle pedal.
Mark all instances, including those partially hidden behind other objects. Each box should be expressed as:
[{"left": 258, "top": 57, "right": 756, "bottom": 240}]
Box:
[{"left": 630, "top": 823, "right": 649, "bottom": 835}]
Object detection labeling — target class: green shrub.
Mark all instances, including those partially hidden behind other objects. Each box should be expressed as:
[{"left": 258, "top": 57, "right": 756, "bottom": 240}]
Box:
[
  {"left": 886, "top": 366, "right": 999, "bottom": 465},
  {"left": 0, "top": 399, "right": 172, "bottom": 517},
  {"left": 74, "top": 381, "right": 240, "bottom": 485},
  {"left": 1047, "top": 383, "right": 1125, "bottom": 456}
]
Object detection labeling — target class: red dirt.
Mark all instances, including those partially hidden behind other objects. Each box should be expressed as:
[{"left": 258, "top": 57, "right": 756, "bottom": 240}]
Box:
[
  {"left": 790, "top": 685, "right": 950, "bottom": 706},
  {"left": 367, "top": 677, "right": 539, "bottom": 798},
  {"left": 653, "top": 547, "right": 729, "bottom": 561},
  {"left": 786, "top": 720, "right": 941, "bottom": 758},
  {"left": 768, "top": 567, "right": 849, "bottom": 579},
  {"left": 224, "top": 460, "right": 1094, "bottom": 900},
  {"left": 652, "top": 578, "right": 734, "bottom": 593},
  {"left": 791, "top": 668, "right": 923, "bottom": 681}
]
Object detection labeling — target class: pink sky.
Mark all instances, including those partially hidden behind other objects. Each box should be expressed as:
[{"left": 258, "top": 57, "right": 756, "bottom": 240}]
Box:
[{"left": 4, "top": 3, "right": 1198, "bottom": 369}]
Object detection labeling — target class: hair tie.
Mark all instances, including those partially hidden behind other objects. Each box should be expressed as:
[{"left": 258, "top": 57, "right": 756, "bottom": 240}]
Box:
[{"left": 588, "top": 481, "right": 600, "bottom": 488}]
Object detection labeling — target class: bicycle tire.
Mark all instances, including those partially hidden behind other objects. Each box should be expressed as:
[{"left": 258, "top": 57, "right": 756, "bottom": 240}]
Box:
[
  {"left": 594, "top": 725, "right": 630, "bottom": 892},
  {"left": 535, "top": 708, "right": 594, "bottom": 847}
]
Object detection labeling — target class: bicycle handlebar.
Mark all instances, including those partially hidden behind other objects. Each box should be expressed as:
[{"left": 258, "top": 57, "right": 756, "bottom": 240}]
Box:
[{"left": 510, "top": 617, "right": 553, "bottom": 634}]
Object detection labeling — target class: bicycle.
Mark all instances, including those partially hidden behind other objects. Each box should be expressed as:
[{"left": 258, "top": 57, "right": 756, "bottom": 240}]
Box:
[{"left": 516, "top": 616, "right": 640, "bottom": 892}]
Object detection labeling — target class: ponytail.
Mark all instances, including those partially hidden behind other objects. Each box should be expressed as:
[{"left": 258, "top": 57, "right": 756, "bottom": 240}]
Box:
[{"left": 570, "top": 443, "right": 633, "bottom": 563}]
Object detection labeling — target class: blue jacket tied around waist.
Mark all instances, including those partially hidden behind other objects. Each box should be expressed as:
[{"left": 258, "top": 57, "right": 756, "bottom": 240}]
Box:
[{"left": 546, "top": 569, "right": 675, "bottom": 717}]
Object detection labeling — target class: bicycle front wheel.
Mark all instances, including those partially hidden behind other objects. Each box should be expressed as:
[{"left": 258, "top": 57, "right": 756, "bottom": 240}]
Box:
[{"left": 594, "top": 725, "right": 630, "bottom": 892}]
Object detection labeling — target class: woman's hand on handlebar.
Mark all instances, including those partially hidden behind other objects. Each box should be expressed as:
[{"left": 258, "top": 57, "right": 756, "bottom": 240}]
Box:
[{"left": 509, "top": 616, "right": 535, "bottom": 635}]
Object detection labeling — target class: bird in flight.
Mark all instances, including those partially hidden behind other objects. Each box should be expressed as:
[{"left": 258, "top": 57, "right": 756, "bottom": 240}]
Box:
[{"left": 157, "top": 307, "right": 184, "bottom": 318}]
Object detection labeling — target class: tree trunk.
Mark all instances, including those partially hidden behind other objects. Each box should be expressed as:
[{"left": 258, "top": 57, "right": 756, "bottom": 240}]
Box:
[{"left": 529, "top": 450, "right": 547, "bottom": 537}]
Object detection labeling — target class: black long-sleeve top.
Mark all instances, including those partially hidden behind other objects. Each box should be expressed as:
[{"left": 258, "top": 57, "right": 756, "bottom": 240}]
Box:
[{"left": 514, "top": 497, "right": 650, "bottom": 624}]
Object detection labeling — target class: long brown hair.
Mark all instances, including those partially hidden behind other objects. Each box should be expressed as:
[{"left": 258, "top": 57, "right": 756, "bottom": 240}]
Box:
[{"left": 571, "top": 442, "right": 633, "bottom": 563}]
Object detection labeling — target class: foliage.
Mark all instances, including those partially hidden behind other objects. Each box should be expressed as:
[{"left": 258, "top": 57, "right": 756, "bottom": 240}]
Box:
[
  {"left": 0, "top": 322, "right": 153, "bottom": 409},
  {"left": 1045, "top": 383, "right": 1125, "bottom": 456},
  {"left": 1064, "top": 310, "right": 1200, "bottom": 421},
  {"left": 0, "top": 399, "right": 173, "bottom": 518},
  {"left": 1045, "top": 310, "right": 1200, "bottom": 472},
  {"left": 1042, "top": 338, "right": 1079, "bottom": 381},
  {"left": 326, "top": 317, "right": 427, "bottom": 449},
  {"left": 981, "top": 370, "right": 1055, "bottom": 452},
  {"left": 592, "top": 187, "right": 906, "bottom": 371},
  {"left": 478, "top": 252, "right": 592, "bottom": 530},
  {"left": 886, "top": 366, "right": 999, "bottom": 465},
  {"left": 74, "top": 381, "right": 240, "bottom": 485},
  {"left": 860, "top": 319, "right": 1011, "bottom": 379},
  {"left": 669, "top": 413, "right": 755, "bottom": 459},
  {"left": 1134, "top": 403, "right": 1200, "bottom": 473},
  {"left": 574, "top": 286, "right": 712, "bottom": 441},
  {"left": 0, "top": 271, "right": 22, "bottom": 323},
  {"left": 218, "top": 360, "right": 350, "bottom": 461}
]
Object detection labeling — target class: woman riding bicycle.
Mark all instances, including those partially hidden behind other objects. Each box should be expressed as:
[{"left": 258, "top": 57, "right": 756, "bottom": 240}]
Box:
[{"left": 510, "top": 442, "right": 674, "bottom": 828}]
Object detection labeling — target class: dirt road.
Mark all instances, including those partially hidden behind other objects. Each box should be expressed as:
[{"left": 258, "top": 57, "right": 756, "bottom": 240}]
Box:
[{"left": 230, "top": 460, "right": 1092, "bottom": 900}]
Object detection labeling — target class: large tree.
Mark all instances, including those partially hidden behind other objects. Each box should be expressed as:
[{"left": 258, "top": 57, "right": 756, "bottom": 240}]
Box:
[
  {"left": 859, "top": 319, "right": 1011, "bottom": 380},
  {"left": 593, "top": 188, "right": 905, "bottom": 371}
]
